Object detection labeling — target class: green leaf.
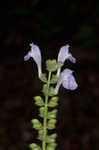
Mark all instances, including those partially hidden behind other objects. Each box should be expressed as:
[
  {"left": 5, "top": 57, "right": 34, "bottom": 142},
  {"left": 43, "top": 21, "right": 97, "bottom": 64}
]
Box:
[
  {"left": 42, "top": 84, "right": 48, "bottom": 96},
  {"left": 48, "top": 87, "right": 55, "bottom": 96},
  {"left": 47, "top": 109, "right": 57, "bottom": 119},
  {"left": 39, "top": 107, "right": 45, "bottom": 118},
  {"left": 34, "top": 96, "right": 44, "bottom": 106},
  {"left": 40, "top": 73, "right": 47, "bottom": 83},
  {"left": 47, "top": 119, "right": 56, "bottom": 129},
  {"left": 48, "top": 97, "right": 58, "bottom": 107},
  {"left": 46, "top": 59, "right": 57, "bottom": 72},
  {"left": 31, "top": 119, "right": 42, "bottom": 130},
  {"left": 47, "top": 143, "right": 57, "bottom": 150},
  {"left": 43, "top": 85, "right": 55, "bottom": 96},
  {"left": 50, "top": 75, "right": 58, "bottom": 84},
  {"left": 29, "top": 143, "right": 41, "bottom": 150},
  {"left": 46, "top": 133, "right": 57, "bottom": 143},
  {"left": 38, "top": 129, "right": 44, "bottom": 140}
]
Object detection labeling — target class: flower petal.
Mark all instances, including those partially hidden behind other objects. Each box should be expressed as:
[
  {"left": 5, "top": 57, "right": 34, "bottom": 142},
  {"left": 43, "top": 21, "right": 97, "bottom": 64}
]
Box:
[
  {"left": 69, "top": 54, "right": 76, "bottom": 63},
  {"left": 57, "top": 44, "right": 76, "bottom": 64},
  {"left": 60, "top": 68, "right": 73, "bottom": 77},
  {"left": 57, "top": 45, "right": 76, "bottom": 77},
  {"left": 62, "top": 75, "right": 78, "bottom": 90},
  {"left": 24, "top": 43, "right": 42, "bottom": 78},
  {"left": 58, "top": 45, "right": 70, "bottom": 63},
  {"left": 29, "top": 43, "right": 41, "bottom": 68},
  {"left": 55, "top": 68, "right": 78, "bottom": 94},
  {"left": 24, "top": 54, "right": 30, "bottom": 61}
]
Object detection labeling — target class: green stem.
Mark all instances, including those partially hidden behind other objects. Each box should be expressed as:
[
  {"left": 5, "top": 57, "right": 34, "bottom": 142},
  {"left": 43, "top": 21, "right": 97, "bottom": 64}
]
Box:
[{"left": 42, "top": 71, "right": 51, "bottom": 150}]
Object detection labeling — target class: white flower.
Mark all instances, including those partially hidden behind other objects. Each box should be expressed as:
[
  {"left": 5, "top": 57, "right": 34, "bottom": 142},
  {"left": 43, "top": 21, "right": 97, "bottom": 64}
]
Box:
[
  {"left": 55, "top": 69, "right": 78, "bottom": 95},
  {"left": 57, "top": 45, "right": 76, "bottom": 76},
  {"left": 24, "top": 43, "right": 42, "bottom": 78}
]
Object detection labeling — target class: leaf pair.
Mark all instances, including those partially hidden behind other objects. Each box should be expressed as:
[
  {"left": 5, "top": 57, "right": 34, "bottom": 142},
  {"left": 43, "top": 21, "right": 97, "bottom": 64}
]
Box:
[
  {"left": 40, "top": 73, "right": 58, "bottom": 84},
  {"left": 39, "top": 107, "right": 57, "bottom": 119},
  {"left": 29, "top": 135, "right": 57, "bottom": 150},
  {"left": 42, "top": 84, "right": 55, "bottom": 96},
  {"left": 32, "top": 118, "right": 56, "bottom": 131},
  {"left": 38, "top": 133, "right": 57, "bottom": 144}
]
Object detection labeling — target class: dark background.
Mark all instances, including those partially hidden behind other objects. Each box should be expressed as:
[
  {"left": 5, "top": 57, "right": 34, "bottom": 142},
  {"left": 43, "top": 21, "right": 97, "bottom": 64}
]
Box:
[{"left": 0, "top": 0, "right": 99, "bottom": 150}]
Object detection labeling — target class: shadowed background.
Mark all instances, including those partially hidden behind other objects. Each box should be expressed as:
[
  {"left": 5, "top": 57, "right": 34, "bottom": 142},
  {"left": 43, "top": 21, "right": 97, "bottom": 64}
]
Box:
[{"left": 0, "top": 0, "right": 99, "bottom": 150}]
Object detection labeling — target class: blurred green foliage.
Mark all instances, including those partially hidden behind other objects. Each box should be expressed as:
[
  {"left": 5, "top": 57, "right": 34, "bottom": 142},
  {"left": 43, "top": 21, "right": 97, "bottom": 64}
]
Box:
[
  {"left": 75, "top": 25, "right": 98, "bottom": 52},
  {"left": 7, "top": 0, "right": 98, "bottom": 53}
]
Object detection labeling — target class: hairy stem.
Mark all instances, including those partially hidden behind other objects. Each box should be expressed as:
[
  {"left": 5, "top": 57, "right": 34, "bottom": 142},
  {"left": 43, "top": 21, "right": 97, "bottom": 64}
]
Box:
[{"left": 42, "top": 71, "right": 51, "bottom": 150}]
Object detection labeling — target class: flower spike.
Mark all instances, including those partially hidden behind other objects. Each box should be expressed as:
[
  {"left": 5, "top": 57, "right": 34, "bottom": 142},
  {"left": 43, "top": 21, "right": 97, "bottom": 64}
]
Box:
[
  {"left": 55, "top": 69, "right": 78, "bottom": 95},
  {"left": 24, "top": 43, "right": 78, "bottom": 150},
  {"left": 24, "top": 43, "right": 42, "bottom": 78},
  {"left": 57, "top": 45, "right": 76, "bottom": 76}
]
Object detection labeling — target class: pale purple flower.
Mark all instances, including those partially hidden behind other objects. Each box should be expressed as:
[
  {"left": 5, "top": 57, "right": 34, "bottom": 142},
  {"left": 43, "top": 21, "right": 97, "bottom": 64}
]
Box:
[
  {"left": 57, "top": 45, "right": 76, "bottom": 76},
  {"left": 24, "top": 43, "right": 42, "bottom": 78},
  {"left": 58, "top": 45, "right": 76, "bottom": 63},
  {"left": 55, "top": 69, "right": 78, "bottom": 94}
]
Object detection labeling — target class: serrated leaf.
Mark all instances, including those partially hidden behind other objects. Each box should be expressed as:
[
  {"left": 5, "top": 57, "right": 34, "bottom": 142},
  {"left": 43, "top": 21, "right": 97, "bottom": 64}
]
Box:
[
  {"left": 42, "top": 84, "right": 48, "bottom": 96},
  {"left": 50, "top": 75, "right": 58, "bottom": 84},
  {"left": 47, "top": 119, "right": 56, "bottom": 129},
  {"left": 40, "top": 73, "right": 47, "bottom": 83},
  {"left": 39, "top": 107, "right": 45, "bottom": 118},
  {"left": 46, "top": 133, "right": 57, "bottom": 143},
  {"left": 47, "top": 143, "right": 57, "bottom": 150},
  {"left": 34, "top": 96, "right": 44, "bottom": 106},
  {"left": 46, "top": 59, "right": 57, "bottom": 72},
  {"left": 48, "top": 97, "right": 58, "bottom": 107},
  {"left": 47, "top": 109, "right": 57, "bottom": 119},
  {"left": 31, "top": 119, "right": 42, "bottom": 130},
  {"left": 29, "top": 143, "right": 41, "bottom": 150}
]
